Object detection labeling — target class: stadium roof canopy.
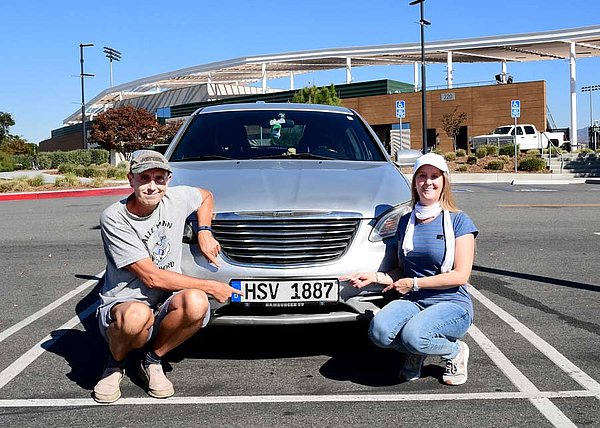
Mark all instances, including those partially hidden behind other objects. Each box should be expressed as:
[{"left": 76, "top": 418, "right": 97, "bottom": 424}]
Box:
[{"left": 65, "top": 25, "right": 600, "bottom": 128}]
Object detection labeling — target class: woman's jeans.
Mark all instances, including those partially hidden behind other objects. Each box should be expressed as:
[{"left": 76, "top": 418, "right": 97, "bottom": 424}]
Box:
[{"left": 369, "top": 299, "right": 471, "bottom": 360}]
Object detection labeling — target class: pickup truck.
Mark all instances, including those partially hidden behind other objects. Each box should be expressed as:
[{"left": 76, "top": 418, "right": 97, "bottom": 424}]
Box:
[{"left": 471, "top": 124, "right": 567, "bottom": 151}]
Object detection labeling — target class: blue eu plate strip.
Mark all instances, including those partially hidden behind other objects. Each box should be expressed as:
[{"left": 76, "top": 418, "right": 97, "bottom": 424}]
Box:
[{"left": 230, "top": 280, "right": 242, "bottom": 302}]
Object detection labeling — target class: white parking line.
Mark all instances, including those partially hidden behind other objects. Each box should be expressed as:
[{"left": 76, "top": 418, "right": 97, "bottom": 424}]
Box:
[
  {"left": 0, "top": 303, "right": 97, "bottom": 390},
  {"left": 468, "top": 324, "right": 576, "bottom": 427},
  {"left": 0, "top": 273, "right": 103, "bottom": 344},
  {"left": 0, "top": 389, "right": 596, "bottom": 408},
  {"left": 468, "top": 285, "right": 600, "bottom": 395}
]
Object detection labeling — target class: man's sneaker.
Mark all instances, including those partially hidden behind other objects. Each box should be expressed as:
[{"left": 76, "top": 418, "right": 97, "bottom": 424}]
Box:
[
  {"left": 93, "top": 367, "right": 124, "bottom": 403},
  {"left": 138, "top": 363, "right": 175, "bottom": 398},
  {"left": 399, "top": 353, "right": 426, "bottom": 381},
  {"left": 442, "top": 340, "right": 469, "bottom": 386}
]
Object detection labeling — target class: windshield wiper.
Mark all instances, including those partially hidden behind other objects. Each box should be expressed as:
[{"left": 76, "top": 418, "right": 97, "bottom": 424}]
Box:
[
  {"left": 172, "top": 155, "right": 234, "bottom": 161},
  {"left": 252, "top": 153, "right": 335, "bottom": 160}
]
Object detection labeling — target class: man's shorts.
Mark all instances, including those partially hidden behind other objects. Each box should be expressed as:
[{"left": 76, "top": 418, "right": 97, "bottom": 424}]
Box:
[{"left": 97, "top": 291, "right": 211, "bottom": 343}]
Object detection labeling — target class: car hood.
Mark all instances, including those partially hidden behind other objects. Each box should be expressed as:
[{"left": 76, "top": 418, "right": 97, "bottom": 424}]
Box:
[{"left": 169, "top": 160, "right": 411, "bottom": 218}]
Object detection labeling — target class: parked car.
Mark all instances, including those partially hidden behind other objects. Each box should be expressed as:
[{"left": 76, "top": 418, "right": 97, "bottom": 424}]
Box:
[
  {"left": 164, "top": 103, "right": 415, "bottom": 325},
  {"left": 471, "top": 124, "right": 568, "bottom": 151}
]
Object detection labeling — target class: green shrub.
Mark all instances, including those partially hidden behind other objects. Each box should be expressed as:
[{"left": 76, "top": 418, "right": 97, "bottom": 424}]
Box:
[
  {"left": 467, "top": 155, "right": 477, "bottom": 165},
  {"left": 518, "top": 156, "right": 546, "bottom": 171},
  {"left": 13, "top": 154, "right": 33, "bottom": 169},
  {"left": 106, "top": 166, "right": 128, "bottom": 179},
  {"left": 455, "top": 164, "right": 468, "bottom": 172},
  {"left": 499, "top": 144, "right": 518, "bottom": 156},
  {"left": 542, "top": 146, "right": 562, "bottom": 155},
  {"left": 58, "top": 163, "right": 77, "bottom": 174},
  {"left": 455, "top": 149, "right": 466, "bottom": 157},
  {"left": 117, "top": 161, "right": 129, "bottom": 170},
  {"left": 498, "top": 155, "right": 511, "bottom": 164},
  {"left": 54, "top": 173, "right": 80, "bottom": 187},
  {"left": 89, "top": 149, "right": 109, "bottom": 165},
  {"left": 0, "top": 152, "right": 15, "bottom": 172},
  {"left": 444, "top": 152, "right": 457, "bottom": 161},
  {"left": 484, "top": 145, "right": 499, "bottom": 156},
  {"left": 26, "top": 175, "right": 45, "bottom": 187},
  {"left": 36, "top": 154, "right": 52, "bottom": 169},
  {"left": 526, "top": 150, "right": 540, "bottom": 157},
  {"left": 475, "top": 147, "right": 487, "bottom": 159},
  {"left": 486, "top": 160, "right": 505, "bottom": 170}
]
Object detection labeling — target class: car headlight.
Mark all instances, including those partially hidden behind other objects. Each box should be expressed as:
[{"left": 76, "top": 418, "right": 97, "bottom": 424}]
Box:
[{"left": 369, "top": 203, "right": 412, "bottom": 242}]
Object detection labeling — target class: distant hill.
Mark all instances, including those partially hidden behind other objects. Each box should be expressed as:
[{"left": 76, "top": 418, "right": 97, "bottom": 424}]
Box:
[{"left": 577, "top": 127, "right": 589, "bottom": 143}]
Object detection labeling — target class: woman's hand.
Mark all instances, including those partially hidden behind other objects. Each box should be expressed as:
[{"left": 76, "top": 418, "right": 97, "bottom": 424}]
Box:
[
  {"left": 383, "top": 277, "right": 413, "bottom": 295},
  {"left": 339, "top": 272, "right": 377, "bottom": 289},
  {"left": 198, "top": 230, "right": 221, "bottom": 267}
]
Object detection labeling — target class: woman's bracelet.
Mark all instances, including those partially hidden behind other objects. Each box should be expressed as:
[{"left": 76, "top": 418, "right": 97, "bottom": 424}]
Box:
[{"left": 375, "top": 272, "right": 381, "bottom": 284}]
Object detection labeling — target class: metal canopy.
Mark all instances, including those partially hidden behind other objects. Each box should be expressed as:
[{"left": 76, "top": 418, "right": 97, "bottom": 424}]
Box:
[{"left": 65, "top": 25, "right": 600, "bottom": 125}]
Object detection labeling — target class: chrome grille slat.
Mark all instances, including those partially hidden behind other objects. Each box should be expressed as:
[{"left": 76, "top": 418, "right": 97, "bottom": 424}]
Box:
[
  {"left": 212, "top": 217, "right": 360, "bottom": 265},
  {"left": 216, "top": 228, "right": 355, "bottom": 237}
]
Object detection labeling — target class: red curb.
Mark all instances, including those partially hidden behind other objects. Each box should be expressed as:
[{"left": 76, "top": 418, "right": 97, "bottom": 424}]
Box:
[{"left": 0, "top": 186, "right": 132, "bottom": 201}]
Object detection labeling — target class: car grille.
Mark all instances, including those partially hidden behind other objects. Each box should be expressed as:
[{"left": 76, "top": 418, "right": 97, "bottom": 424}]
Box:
[{"left": 211, "top": 216, "right": 360, "bottom": 266}]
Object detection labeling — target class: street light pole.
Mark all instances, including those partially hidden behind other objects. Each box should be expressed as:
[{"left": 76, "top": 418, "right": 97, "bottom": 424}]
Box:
[
  {"left": 103, "top": 46, "right": 122, "bottom": 88},
  {"left": 80, "top": 43, "right": 94, "bottom": 149},
  {"left": 409, "top": 0, "right": 430, "bottom": 154}
]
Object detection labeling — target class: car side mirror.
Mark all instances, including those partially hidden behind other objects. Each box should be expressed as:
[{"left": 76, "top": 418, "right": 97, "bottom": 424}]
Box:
[{"left": 394, "top": 149, "right": 422, "bottom": 167}]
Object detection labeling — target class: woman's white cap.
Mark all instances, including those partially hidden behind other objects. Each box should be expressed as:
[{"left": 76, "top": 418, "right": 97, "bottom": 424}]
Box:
[{"left": 413, "top": 152, "right": 449, "bottom": 174}]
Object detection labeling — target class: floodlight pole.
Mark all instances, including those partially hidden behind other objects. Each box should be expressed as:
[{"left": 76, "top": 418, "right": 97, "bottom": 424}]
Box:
[
  {"left": 409, "top": 0, "right": 429, "bottom": 154},
  {"left": 103, "top": 46, "right": 122, "bottom": 88},
  {"left": 582, "top": 84, "right": 600, "bottom": 148},
  {"left": 80, "top": 43, "right": 94, "bottom": 149}
]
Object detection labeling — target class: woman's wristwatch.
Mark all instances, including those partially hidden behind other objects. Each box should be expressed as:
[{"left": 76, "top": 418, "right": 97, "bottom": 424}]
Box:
[{"left": 412, "top": 277, "right": 420, "bottom": 292}]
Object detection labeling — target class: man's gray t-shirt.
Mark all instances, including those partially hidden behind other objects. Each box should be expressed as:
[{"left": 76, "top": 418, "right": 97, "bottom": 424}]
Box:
[{"left": 99, "top": 186, "right": 202, "bottom": 310}]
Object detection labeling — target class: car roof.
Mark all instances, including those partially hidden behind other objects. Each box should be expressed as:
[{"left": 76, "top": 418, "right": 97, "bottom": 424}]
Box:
[{"left": 193, "top": 102, "right": 355, "bottom": 116}]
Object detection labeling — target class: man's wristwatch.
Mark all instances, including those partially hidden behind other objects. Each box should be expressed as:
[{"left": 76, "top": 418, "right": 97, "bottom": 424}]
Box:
[
  {"left": 412, "top": 277, "right": 419, "bottom": 292},
  {"left": 196, "top": 225, "right": 213, "bottom": 234}
]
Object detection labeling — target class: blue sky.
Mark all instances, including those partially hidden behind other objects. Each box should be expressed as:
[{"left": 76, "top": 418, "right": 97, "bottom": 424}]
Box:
[{"left": 1, "top": 0, "right": 599, "bottom": 143}]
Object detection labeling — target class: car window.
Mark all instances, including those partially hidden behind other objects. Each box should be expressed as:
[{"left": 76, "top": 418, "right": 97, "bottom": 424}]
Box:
[
  {"left": 524, "top": 126, "right": 536, "bottom": 135},
  {"left": 169, "top": 109, "right": 386, "bottom": 161}
]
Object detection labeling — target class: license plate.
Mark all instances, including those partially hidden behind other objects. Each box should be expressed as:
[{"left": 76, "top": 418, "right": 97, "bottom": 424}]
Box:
[{"left": 230, "top": 279, "right": 339, "bottom": 304}]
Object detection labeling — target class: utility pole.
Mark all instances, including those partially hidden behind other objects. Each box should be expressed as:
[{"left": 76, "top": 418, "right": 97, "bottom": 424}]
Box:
[
  {"left": 409, "top": 0, "right": 430, "bottom": 154},
  {"left": 79, "top": 43, "right": 94, "bottom": 149}
]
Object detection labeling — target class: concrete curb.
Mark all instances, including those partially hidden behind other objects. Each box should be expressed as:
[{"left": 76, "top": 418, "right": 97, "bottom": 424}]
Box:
[{"left": 0, "top": 186, "right": 131, "bottom": 202}]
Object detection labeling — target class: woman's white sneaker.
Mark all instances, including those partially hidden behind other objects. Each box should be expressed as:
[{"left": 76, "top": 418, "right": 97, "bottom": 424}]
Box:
[{"left": 442, "top": 340, "right": 469, "bottom": 386}]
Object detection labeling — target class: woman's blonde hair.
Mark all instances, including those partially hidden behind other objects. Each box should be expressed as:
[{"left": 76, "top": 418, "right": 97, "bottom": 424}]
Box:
[{"left": 410, "top": 169, "right": 459, "bottom": 211}]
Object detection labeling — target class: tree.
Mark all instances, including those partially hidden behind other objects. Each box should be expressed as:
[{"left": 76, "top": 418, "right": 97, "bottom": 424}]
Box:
[
  {"left": 441, "top": 108, "right": 467, "bottom": 151},
  {"left": 0, "top": 111, "right": 16, "bottom": 143},
  {"left": 291, "top": 84, "right": 341, "bottom": 106},
  {"left": 0, "top": 135, "right": 33, "bottom": 155},
  {"left": 89, "top": 105, "right": 162, "bottom": 156}
]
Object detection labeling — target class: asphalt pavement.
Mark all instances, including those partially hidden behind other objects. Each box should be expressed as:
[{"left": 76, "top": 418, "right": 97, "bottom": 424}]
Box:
[{"left": 0, "top": 184, "right": 599, "bottom": 427}]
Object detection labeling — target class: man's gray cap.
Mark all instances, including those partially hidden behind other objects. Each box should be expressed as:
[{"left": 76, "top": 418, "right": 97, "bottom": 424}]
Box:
[{"left": 129, "top": 150, "right": 172, "bottom": 174}]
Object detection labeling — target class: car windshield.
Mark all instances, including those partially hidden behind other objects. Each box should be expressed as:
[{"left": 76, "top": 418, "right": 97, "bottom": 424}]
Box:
[{"left": 169, "top": 109, "right": 386, "bottom": 162}]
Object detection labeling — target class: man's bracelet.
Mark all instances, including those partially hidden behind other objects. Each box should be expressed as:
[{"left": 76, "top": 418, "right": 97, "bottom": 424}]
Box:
[{"left": 196, "top": 225, "right": 213, "bottom": 233}]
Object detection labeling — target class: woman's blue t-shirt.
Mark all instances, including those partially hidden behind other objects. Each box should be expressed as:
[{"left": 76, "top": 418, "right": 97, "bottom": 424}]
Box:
[{"left": 396, "top": 210, "right": 478, "bottom": 317}]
